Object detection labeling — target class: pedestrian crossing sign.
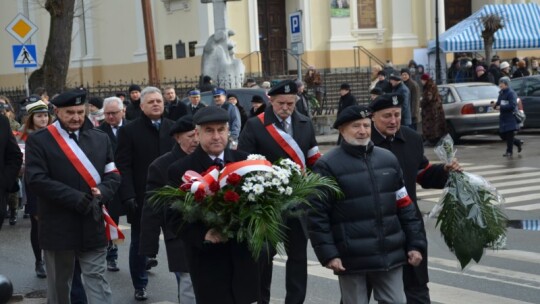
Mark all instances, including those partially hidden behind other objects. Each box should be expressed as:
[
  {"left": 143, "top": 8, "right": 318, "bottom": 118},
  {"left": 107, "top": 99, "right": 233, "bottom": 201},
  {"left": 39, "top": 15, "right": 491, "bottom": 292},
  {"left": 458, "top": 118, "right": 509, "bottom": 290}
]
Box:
[{"left": 12, "top": 44, "right": 38, "bottom": 68}]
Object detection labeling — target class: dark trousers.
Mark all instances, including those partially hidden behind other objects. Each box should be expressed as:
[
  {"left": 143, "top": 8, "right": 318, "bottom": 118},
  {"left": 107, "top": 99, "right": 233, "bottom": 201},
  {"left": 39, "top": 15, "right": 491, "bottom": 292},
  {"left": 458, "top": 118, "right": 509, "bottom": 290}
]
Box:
[
  {"left": 30, "top": 216, "right": 41, "bottom": 262},
  {"left": 259, "top": 217, "right": 307, "bottom": 304},
  {"left": 129, "top": 222, "right": 148, "bottom": 290},
  {"left": 71, "top": 260, "right": 88, "bottom": 304},
  {"left": 0, "top": 195, "right": 6, "bottom": 230},
  {"left": 500, "top": 131, "right": 521, "bottom": 154},
  {"left": 106, "top": 214, "right": 119, "bottom": 262}
]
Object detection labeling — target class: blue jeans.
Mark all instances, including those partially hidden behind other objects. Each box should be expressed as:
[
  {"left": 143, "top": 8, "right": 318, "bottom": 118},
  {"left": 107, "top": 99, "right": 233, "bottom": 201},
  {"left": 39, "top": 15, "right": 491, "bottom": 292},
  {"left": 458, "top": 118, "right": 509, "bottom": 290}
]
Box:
[
  {"left": 174, "top": 272, "right": 196, "bottom": 304},
  {"left": 129, "top": 223, "right": 148, "bottom": 290}
]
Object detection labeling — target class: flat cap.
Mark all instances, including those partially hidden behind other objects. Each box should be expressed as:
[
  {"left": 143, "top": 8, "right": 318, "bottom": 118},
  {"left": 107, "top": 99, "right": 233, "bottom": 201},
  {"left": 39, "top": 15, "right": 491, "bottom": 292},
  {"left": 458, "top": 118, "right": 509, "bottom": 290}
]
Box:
[
  {"left": 251, "top": 95, "right": 265, "bottom": 103},
  {"left": 340, "top": 83, "right": 351, "bottom": 90},
  {"left": 89, "top": 97, "right": 103, "bottom": 109},
  {"left": 193, "top": 106, "right": 229, "bottom": 125},
  {"left": 189, "top": 89, "right": 201, "bottom": 96},
  {"left": 169, "top": 115, "right": 195, "bottom": 136},
  {"left": 129, "top": 84, "right": 141, "bottom": 93},
  {"left": 268, "top": 79, "right": 297, "bottom": 96},
  {"left": 51, "top": 90, "right": 86, "bottom": 108},
  {"left": 25, "top": 100, "right": 49, "bottom": 114},
  {"left": 369, "top": 93, "right": 403, "bottom": 112},
  {"left": 213, "top": 88, "right": 227, "bottom": 96},
  {"left": 389, "top": 74, "right": 401, "bottom": 81},
  {"left": 333, "top": 105, "right": 372, "bottom": 129}
]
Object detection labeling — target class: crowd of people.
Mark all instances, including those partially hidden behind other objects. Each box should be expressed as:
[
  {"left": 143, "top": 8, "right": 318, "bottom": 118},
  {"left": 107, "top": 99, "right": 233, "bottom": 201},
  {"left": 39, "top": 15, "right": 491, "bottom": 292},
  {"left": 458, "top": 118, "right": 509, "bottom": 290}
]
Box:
[{"left": 0, "top": 54, "right": 527, "bottom": 303}]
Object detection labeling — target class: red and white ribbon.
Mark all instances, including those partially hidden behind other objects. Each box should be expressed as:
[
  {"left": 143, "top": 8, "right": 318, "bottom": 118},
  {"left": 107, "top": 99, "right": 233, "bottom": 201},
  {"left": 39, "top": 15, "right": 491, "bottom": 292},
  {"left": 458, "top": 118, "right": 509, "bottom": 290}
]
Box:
[{"left": 103, "top": 205, "right": 125, "bottom": 243}]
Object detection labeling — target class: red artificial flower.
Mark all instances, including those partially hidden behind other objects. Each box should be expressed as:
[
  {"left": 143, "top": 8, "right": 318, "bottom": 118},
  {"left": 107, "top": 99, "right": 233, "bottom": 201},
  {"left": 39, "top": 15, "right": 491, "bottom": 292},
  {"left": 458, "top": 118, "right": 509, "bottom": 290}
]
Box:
[
  {"left": 209, "top": 181, "right": 220, "bottom": 193},
  {"left": 194, "top": 188, "right": 206, "bottom": 202},
  {"left": 226, "top": 173, "right": 242, "bottom": 186},
  {"left": 179, "top": 183, "right": 192, "bottom": 192},
  {"left": 223, "top": 190, "right": 240, "bottom": 203}
]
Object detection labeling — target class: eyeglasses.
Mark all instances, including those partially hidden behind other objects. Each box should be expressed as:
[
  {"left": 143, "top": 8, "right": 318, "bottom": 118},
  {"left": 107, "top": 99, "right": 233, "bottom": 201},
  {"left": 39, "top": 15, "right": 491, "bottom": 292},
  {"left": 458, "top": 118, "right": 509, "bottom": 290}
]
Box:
[{"left": 104, "top": 110, "right": 122, "bottom": 116}]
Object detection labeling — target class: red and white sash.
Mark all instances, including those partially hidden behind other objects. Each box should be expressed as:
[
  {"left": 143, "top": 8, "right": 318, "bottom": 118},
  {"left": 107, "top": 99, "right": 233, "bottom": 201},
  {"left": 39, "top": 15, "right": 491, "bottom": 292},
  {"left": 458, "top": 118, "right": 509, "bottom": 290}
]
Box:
[
  {"left": 48, "top": 121, "right": 124, "bottom": 243},
  {"left": 257, "top": 113, "right": 321, "bottom": 170}
]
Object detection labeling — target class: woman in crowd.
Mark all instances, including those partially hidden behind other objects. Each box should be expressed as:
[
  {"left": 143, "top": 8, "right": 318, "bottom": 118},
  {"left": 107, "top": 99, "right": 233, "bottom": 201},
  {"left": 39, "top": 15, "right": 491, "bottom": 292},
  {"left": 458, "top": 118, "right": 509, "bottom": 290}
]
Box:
[
  {"left": 19, "top": 100, "right": 52, "bottom": 278},
  {"left": 304, "top": 65, "right": 323, "bottom": 105},
  {"left": 420, "top": 74, "right": 447, "bottom": 146},
  {"left": 493, "top": 77, "right": 523, "bottom": 157},
  {"left": 512, "top": 60, "right": 530, "bottom": 79}
]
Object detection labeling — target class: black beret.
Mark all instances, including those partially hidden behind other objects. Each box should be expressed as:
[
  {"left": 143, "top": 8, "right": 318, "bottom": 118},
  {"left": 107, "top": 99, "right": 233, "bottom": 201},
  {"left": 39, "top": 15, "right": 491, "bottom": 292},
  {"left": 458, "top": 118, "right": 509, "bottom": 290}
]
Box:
[
  {"left": 115, "top": 92, "right": 126, "bottom": 98},
  {"left": 340, "top": 83, "right": 351, "bottom": 90},
  {"left": 400, "top": 68, "right": 410, "bottom": 75},
  {"left": 227, "top": 93, "right": 238, "bottom": 100},
  {"left": 377, "top": 71, "right": 386, "bottom": 76},
  {"left": 268, "top": 79, "right": 297, "bottom": 96},
  {"left": 51, "top": 89, "right": 86, "bottom": 108},
  {"left": 370, "top": 87, "right": 383, "bottom": 95},
  {"left": 129, "top": 84, "right": 141, "bottom": 93},
  {"left": 389, "top": 74, "right": 401, "bottom": 81},
  {"left": 369, "top": 93, "right": 403, "bottom": 112},
  {"left": 251, "top": 95, "right": 264, "bottom": 103},
  {"left": 169, "top": 115, "right": 195, "bottom": 136},
  {"left": 88, "top": 97, "right": 103, "bottom": 109},
  {"left": 193, "top": 106, "right": 229, "bottom": 125},
  {"left": 333, "top": 105, "right": 372, "bottom": 129}
]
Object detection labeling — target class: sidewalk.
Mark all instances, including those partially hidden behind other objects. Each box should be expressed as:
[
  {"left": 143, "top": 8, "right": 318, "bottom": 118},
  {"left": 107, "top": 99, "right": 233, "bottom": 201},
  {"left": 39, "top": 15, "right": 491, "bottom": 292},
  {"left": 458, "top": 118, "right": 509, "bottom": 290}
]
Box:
[{"left": 315, "top": 133, "right": 338, "bottom": 146}]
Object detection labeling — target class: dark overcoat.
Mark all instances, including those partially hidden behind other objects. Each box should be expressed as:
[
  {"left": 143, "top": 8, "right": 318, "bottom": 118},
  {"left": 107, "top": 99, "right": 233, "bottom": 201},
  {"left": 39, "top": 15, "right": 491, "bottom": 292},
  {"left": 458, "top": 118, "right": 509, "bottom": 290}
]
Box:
[
  {"left": 167, "top": 146, "right": 259, "bottom": 304},
  {"left": 140, "top": 144, "right": 189, "bottom": 272},
  {"left": 25, "top": 122, "right": 120, "bottom": 250},
  {"left": 0, "top": 115, "right": 23, "bottom": 224},
  {"left": 337, "top": 92, "right": 357, "bottom": 115},
  {"left": 98, "top": 120, "right": 128, "bottom": 218},
  {"left": 496, "top": 87, "right": 519, "bottom": 133},
  {"left": 371, "top": 126, "right": 448, "bottom": 287},
  {"left": 186, "top": 103, "right": 206, "bottom": 116},
  {"left": 115, "top": 114, "right": 174, "bottom": 223},
  {"left": 125, "top": 99, "right": 142, "bottom": 120}
]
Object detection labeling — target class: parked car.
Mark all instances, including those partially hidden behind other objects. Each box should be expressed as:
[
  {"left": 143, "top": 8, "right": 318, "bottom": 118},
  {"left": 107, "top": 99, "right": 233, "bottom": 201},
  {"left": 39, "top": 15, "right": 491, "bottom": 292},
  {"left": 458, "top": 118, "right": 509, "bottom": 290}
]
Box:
[
  {"left": 181, "top": 88, "right": 269, "bottom": 113},
  {"left": 437, "top": 82, "right": 524, "bottom": 142},
  {"left": 509, "top": 75, "right": 540, "bottom": 128}
]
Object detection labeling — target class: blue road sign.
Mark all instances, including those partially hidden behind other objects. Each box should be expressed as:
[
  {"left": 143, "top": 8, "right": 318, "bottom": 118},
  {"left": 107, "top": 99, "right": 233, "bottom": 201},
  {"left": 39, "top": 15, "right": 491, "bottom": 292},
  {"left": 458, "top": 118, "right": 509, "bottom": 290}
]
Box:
[
  {"left": 12, "top": 44, "right": 37, "bottom": 68},
  {"left": 289, "top": 12, "right": 302, "bottom": 43}
]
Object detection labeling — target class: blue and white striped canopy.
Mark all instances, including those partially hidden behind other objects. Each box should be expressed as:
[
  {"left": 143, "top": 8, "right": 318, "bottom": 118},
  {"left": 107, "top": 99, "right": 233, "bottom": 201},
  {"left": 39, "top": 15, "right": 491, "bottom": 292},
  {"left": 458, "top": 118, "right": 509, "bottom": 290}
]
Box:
[{"left": 428, "top": 3, "right": 540, "bottom": 53}]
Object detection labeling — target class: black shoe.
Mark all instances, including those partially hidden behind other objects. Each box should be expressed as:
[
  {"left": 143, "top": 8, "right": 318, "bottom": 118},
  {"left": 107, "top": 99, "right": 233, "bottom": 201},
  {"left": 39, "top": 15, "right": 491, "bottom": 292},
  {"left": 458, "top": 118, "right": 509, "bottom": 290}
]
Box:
[
  {"left": 503, "top": 153, "right": 513, "bottom": 157},
  {"left": 517, "top": 140, "right": 524, "bottom": 153},
  {"left": 134, "top": 288, "right": 148, "bottom": 301},
  {"left": 9, "top": 209, "right": 17, "bottom": 225},
  {"left": 35, "top": 261, "right": 47, "bottom": 278},
  {"left": 145, "top": 257, "right": 158, "bottom": 270},
  {"left": 107, "top": 259, "right": 119, "bottom": 272}
]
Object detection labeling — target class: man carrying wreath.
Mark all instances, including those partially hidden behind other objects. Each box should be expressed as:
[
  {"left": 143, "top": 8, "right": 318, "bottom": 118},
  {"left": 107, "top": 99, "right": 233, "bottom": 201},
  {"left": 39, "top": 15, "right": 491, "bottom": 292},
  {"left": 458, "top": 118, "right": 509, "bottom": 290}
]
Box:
[{"left": 167, "top": 106, "right": 258, "bottom": 304}]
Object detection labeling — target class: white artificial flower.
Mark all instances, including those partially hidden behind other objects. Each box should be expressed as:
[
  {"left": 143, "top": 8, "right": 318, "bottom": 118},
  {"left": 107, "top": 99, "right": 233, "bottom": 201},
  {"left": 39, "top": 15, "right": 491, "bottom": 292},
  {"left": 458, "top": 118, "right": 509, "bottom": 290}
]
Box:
[
  {"left": 242, "top": 182, "right": 254, "bottom": 193},
  {"left": 277, "top": 187, "right": 285, "bottom": 194},
  {"left": 248, "top": 193, "right": 256, "bottom": 202},
  {"left": 285, "top": 187, "right": 293, "bottom": 195},
  {"left": 247, "top": 154, "right": 267, "bottom": 160},
  {"left": 272, "top": 178, "right": 281, "bottom": 186},
  {"left": 253, "top": 184, "right": 264, "bottom": 195}
]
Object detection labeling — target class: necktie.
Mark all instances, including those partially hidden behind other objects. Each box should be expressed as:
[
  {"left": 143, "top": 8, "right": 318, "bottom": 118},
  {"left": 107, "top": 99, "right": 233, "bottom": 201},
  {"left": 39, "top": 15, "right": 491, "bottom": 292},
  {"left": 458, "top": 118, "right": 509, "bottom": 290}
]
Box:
[
  {"left": 213, "top": 158, "right": 225, "bottom": 170},
  {"left": 69, "top": 132, "right": 79, "bottom": 145},
  {"left": 112, "top": 126, "right": 118, "bottom": 137},
  {"left": 282, "top": 120, "right": 292, "bottom": 136},
  {"left": 153, "top": 121, "right": 160, "bottom": 131}
]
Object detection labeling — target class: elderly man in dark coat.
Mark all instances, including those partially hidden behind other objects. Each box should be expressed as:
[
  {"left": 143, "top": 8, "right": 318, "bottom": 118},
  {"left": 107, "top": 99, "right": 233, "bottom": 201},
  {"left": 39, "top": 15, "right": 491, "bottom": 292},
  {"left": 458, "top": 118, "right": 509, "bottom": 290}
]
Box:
[
  {"left": 238, "top": 79, "right": 321, "bottom": 304},
  {"left": 140, "top": 115, "right": 199, "bottom": 304},
  {"left": 98, "top": 96, "right": 128, "bottom": 272},
  {"left": 0, "top": 115, "right": 23, "bottom": 229},
  {"left": 25, "top": 90, "right": 120, "bottom": 303},
  {"left": 115, "top": 86, "right": 175, "bottom": 301},
  {"left": 369, "top": 94, "right": 461, "bottom": 303},
  {"left": 309, "top": 105, "right": 426, "bottom": 304},
  {"left": 168, "top": 107, "right": 259, "bottom": 304}
]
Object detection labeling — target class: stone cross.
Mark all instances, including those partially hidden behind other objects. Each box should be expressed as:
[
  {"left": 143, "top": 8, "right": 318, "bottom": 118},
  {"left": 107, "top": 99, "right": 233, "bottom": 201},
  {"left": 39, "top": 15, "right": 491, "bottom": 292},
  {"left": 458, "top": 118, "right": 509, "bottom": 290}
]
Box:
[{"left": 201, "top": 0, "right": 229, "bottom": 32}]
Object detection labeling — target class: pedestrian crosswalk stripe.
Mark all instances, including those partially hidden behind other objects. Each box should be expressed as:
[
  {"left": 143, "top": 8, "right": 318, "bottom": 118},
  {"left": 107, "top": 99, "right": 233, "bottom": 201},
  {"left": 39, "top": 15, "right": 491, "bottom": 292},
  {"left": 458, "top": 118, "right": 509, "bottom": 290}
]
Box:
[
  {"left": 486, "top": 249, "right": 540, "bottom": 264},
  {"left": 507, "top": 203, "right": 540, "bottom": 211},
  {"left": 418, "top": 177, "right": 540, "bottom": 197},
  {"left": 466, "top": 167, "right": 537, "bottom": 176},
  {"left": 485, "top": 171, "right": 540, "bottom": 182},
  {"left": 428, "top": 282, "right": 533, "bottom": 304},
  {"left": 419, "top": 185, "right": 540, "bottom": 202}
]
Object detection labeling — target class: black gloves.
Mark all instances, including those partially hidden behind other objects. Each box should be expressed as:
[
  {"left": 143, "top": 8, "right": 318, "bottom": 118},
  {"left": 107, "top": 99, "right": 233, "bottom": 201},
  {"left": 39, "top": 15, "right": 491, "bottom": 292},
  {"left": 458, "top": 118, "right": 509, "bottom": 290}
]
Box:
[
  {"left": 75, "top": 194, "right": 94, "bottom": 215},
  {"left": 124, "top": 198, "right": 138, "bottom": 215}
]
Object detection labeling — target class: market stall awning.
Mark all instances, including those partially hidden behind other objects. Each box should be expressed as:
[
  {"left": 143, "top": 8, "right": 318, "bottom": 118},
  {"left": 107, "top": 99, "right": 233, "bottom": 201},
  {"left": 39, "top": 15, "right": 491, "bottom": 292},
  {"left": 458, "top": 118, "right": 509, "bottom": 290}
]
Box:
[{"left": 428, "top": 3, "right": 540, "bottom": 53}]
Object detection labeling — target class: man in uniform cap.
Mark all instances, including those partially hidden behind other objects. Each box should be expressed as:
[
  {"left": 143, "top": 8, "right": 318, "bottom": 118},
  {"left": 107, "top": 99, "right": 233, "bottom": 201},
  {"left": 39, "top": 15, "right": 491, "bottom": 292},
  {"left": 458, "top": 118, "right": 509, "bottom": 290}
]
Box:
[
  {"left": 167, "top": 106, "right": 259, "bottom": 304},
  {"left": 309, "top": 105, "right": 426, "bottom": 304},
  {"left": 388, "top": 74, "right": 412, "bottom": 128},
  {"left": 239, "top": 79, "right": 321, "bottom": 304},
  {"left": 186, "top": 89, "right": 206, "bottom": 116},
  {"left": 140, "top": 115, "right": 198, "bottom": 304},
  {"left": 369, "top": 94, "right": 461, "bottom": 304},
  {"left": 25, "top": 89, "right": 120, "bottom": 304},
  {"left": 212, "top": 88, "right": 241, "bottom": 146}
]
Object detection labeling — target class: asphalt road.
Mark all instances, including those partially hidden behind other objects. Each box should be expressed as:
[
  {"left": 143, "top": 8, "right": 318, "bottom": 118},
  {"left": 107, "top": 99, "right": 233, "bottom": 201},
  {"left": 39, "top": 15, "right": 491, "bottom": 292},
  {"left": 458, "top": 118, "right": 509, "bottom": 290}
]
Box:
[{"left": 1, "top": 130, "right": 540, "bottom": 303}]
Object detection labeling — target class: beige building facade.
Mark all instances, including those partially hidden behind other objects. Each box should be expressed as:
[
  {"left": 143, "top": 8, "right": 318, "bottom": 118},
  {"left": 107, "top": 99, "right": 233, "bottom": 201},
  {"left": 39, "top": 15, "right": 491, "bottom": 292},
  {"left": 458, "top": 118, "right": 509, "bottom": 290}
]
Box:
[{"left": 0, "top": 0, "right": 537, "bottom": 88}]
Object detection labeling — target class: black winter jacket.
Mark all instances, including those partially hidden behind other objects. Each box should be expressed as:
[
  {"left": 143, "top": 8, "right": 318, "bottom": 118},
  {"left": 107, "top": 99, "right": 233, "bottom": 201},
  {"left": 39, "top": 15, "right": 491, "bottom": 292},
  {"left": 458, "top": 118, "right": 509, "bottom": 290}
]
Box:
[{"left": 308, "top": 141, "right": 426, "bottom": 274}]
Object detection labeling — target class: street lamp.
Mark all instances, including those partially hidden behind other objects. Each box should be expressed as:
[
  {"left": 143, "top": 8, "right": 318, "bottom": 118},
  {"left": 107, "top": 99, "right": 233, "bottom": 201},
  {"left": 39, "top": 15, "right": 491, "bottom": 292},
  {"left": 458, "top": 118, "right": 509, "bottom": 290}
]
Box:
[{"left": 435, "top": 0, "right": 442, "bottom": 84}]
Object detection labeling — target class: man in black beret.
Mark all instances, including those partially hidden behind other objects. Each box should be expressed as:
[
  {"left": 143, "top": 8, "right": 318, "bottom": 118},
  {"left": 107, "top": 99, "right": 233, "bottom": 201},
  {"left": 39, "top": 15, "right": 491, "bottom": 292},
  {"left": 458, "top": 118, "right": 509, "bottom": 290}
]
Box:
[
  {"left": 140, "top": 115, "right": 198, "bottom": 303},
  {"left": 126, "top": 84, "right": 142, "bottom": 120},
  {"left": 249, "top": 94, "right": 266, "bottom": 117},
  {"left": 374, "top": 70, "right": 392, "bottom": 93},
  {"left": 308, "top": 104, "right": 426, "bottom": 304},
  {"left": 370, "top": 87, "right": 383, "bottom": 100},
  {"left": 25, "top": 89, "right": 121, "bottom": 303},
  {"left": 167, "top": 106, "right": 259, "bottom": 304},
  {"left": 239, "top": 79, "right": 321, "bottom": 304},
  {"left": 369, "top": 94, "right": 461, "bottom": 304},
  {"left": 388, "top": 73, "right": 412, "bottom": 128}
]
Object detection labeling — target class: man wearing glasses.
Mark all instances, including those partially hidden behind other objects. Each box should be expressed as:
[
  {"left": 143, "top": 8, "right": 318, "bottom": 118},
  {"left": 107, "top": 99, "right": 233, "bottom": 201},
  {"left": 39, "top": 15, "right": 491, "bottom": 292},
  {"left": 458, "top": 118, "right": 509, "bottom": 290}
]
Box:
[
  {"left": 212, "top": 88, "right": 241, "bottom": 148},
  {"left": 98, "top": 96, "right": 128, "bottom": 272}
]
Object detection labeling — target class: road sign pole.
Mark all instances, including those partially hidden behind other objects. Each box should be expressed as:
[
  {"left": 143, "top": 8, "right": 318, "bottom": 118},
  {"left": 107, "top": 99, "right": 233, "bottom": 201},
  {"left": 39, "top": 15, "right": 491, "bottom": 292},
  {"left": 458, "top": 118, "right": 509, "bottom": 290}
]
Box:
[
  {"left": 297, "top": 55, "right": 302, "bottom": 82},
  {"left": 24, "top": 68, "right": 30, "bottom": 96}
]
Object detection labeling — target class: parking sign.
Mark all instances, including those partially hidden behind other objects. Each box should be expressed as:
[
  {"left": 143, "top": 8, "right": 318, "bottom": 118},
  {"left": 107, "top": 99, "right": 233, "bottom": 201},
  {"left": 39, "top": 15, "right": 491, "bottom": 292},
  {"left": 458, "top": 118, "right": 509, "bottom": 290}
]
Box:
[{"left": 289, "top": 11, "right": 302, "bottom": 43}]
